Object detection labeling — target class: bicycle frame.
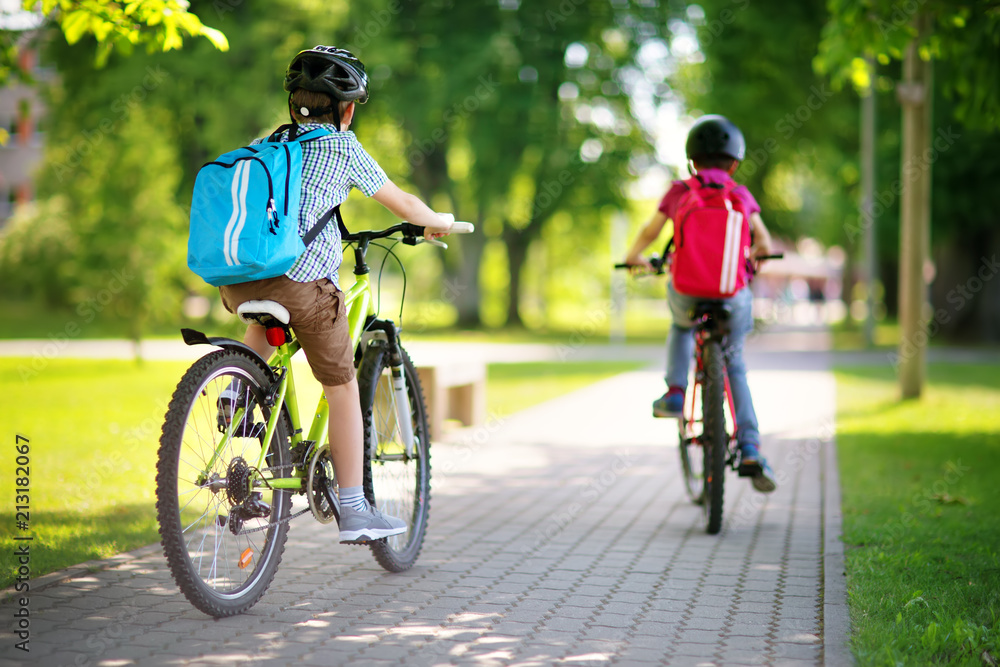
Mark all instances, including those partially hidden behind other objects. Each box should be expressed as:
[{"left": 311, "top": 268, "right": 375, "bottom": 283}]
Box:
[
  {"left": 216, "top": 270, "right": 375, "bottom": 491},
  {"left": 201, "top": 244, "right": 420, "bottom": 492},
  {"left": 683, "top": 326, "right": 739, "bottom": 456}
]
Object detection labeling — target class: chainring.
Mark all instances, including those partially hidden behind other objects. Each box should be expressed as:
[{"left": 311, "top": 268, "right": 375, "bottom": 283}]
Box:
[{"left": 306, "top": 443, "right": 339, "bottom": 524}]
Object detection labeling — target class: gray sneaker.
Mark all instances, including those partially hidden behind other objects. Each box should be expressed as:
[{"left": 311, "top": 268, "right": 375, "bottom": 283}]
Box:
[{"left": 338, "top": 504, "right": 407, "bottom": 544}]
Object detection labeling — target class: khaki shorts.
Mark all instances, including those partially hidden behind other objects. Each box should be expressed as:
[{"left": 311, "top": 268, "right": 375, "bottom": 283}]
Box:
[{"left": 219, "top": 276, "right": 354, "bottom": 386}]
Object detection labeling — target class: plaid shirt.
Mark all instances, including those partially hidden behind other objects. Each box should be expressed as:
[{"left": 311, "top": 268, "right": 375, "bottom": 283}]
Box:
[{"left": 253, "top": 124, "right": 387, "bottom": 286}]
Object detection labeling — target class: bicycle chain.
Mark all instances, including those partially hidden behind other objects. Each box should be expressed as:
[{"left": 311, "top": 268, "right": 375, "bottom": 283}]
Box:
[
  {"left": 233, "top": 457, "right": 317, "bottom": 536},
  {"left": 238, "top": 505, "right": 313, "bottom": 535}
]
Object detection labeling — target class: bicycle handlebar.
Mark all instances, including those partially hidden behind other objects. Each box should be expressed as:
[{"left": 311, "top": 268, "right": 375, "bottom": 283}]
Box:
[
  {"left": 342, "top": 220, "right": 475, "bottom": 248},
  {"left": 613, "top": 256, "right": 665, "bottom": 274},
  {"left": 614, "top": 252, "right": 784, "bottom": 275}
]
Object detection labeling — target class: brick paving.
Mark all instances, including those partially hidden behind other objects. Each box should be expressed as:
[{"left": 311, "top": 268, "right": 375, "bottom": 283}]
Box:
[{"left": 1, "top": 337, "right": 850, "bottom": 666}]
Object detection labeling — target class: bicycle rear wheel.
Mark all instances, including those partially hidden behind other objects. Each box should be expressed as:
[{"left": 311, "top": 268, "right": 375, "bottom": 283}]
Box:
[
  {"left": 702, "top": 339, "right": 728, "bottom": 535},
  {"left": 156, "top": 349, "right": 291, "bottom": 617},
  {"left": 357, "top": 340, "right": 430, "bottom": 572}
]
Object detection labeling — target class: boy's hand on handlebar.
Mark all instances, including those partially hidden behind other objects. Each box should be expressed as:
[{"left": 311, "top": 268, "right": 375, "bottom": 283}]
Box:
[
  {"left": 750, "top": 240, "right": 774, "bottom": 261},
  {"left": 624, "top": 253, "right": 655, "bottom": 275},
  {"left": 422, "top": 212, "right": 453, "bottom": 241}
]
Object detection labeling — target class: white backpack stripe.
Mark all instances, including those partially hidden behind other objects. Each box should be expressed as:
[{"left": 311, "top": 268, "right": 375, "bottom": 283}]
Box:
[
  {"left": 228, "top": 162, "right": 253, "bottom": 267},
  {"left": 719, "top": 199, "right": 737, "bottom": 294},
  {"left": 222, "top": 161, "right": 247, "bottom": 267},
  {"left": 724, "top": 208, "right": 744, "bottom": 294}
]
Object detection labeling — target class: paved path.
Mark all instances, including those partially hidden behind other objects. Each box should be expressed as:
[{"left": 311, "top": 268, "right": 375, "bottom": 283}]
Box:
[{"left": 0, "top": 333, "right": 850, "bottom": 666}]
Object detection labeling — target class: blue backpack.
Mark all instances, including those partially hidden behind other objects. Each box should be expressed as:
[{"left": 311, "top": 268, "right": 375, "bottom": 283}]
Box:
[{"left": 187, "top": 124, "right": 340, "bottom": 286}]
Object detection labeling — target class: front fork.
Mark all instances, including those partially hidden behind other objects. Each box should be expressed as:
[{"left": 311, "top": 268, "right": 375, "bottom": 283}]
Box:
[{"left": 364, "top": 319, "right": 416, "bottom": 457}]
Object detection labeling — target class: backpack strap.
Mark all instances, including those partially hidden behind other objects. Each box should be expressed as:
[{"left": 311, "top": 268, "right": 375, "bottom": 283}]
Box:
[
  {"left": 302, "top": 205, "right": 343, "bottom": 246},
  {"left": 660, "top": 235, "right": 675, "bottom": 263},
  {"left": 267, "top": 123, "right": 331, "bottom": 143}
]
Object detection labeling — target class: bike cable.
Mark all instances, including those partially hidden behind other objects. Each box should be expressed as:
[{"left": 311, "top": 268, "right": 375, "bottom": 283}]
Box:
[{"left": 372, "top": 240, "right": 408, "bottom": 327}]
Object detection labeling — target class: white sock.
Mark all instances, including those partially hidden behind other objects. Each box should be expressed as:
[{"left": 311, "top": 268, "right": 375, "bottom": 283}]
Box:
[{"left": 339, "top": 486, "right": 368, "bottom": 512}]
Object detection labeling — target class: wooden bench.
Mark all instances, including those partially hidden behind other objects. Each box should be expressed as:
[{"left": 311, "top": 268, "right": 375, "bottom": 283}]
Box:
[{"left": 416, "top": 362, "right": 487, "bottom": 438}]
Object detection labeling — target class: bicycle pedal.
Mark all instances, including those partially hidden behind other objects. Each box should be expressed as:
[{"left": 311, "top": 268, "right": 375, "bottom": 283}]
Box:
[
  {"left": 738, "top": 461, "right": 763, "bottom": 477},
  {"left": 339, "top": 538, "right": 371, "bottom": 546}
]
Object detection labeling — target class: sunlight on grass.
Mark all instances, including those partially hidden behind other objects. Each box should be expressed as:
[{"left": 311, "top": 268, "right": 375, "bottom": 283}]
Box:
[
  {"left": 0, "top": 358, "right": 191, "bottom": 588},
  {"left": 487, "top": 361, "right": 646, "bottom": 417},
  {"left": 836, "top": 364, "right": 1000, "bottom": 666}
]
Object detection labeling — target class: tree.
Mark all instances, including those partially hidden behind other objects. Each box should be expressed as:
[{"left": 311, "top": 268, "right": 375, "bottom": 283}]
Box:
[
  {"left": 0, "top": 0, "right": 349, "bottom": 344},
  {"left": 817, "top": 0, "right": 1000, "bottom": 397},
  {"left": 674, "top": 0, "right": 860, "bottom": 246},
  {"left": 2, "top": 0, "right": 228, "bottom": 85},
  {"left": 349, "top": 0, "right": 676, "bottom": 327},
  {"left": 0, "top": 108, "right": 188, "bottom": 349}
]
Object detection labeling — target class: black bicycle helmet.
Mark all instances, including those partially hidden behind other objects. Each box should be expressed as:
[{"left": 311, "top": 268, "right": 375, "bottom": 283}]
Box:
[
  {"left": 685, "top": 114, "right": 746, "bottom": 162},
  {"left": 284, "top": 46, "right": 369, "bottom": 129}
]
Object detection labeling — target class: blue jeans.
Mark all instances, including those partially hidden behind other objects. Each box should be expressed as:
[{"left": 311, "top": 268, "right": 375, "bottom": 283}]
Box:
[{"left": 665, "top": 284, "right": 760, "bottom": 447}]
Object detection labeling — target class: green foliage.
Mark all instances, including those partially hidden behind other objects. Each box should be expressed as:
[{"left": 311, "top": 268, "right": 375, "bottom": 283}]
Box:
[
  {"left": 0, "top": 0, "right": 356, "bottom": 339},
  {"left": 349, "top": 0, "right": 679, "bottom": 326},
  {"left": 836, "top": 363, "right": 1000, "bottom": 665},
  {"left": 0, "top": 107, "right": 188, "bottom": 340},
  {"left": 1, "top": 0, "right": 228, "bottom": 87},
  {"left": 816, "top": 0, "right": 1000, "bottom": 130},
  {"left": 32, "top": 0, "right": 227, "bottom": 63},
  {"left": 674, "top": 0, "right": 860, "bottom": 246}
]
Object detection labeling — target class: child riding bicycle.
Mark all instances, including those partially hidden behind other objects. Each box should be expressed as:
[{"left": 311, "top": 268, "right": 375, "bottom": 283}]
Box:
[
  {"left": 624, "top": 114, "right": 777, "bottom": 494},
  {"left": 217, "top": 46, "right": 456, "bottom": 542}
]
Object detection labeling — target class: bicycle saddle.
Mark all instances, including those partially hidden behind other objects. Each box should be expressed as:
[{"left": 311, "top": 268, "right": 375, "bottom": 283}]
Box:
[
  {"left": 690, "top": 301, "right": 732, "bottom": 325},
  {"left": 237, "top": 300, "right": 290, "bottom": 328}
]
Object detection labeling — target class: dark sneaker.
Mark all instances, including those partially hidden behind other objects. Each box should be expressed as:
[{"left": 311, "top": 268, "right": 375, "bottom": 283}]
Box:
[
  {"left": 653, "top": 388, "right": 685, "bottom": 418},
  {"left": 338, "top": 504, "right": 407, "bottom": 544},
  {"left": 738, "top": 443, "right": 777, "bottom": 493}
]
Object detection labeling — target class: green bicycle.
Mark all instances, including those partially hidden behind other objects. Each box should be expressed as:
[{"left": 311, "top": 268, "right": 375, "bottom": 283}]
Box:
[{"left": 155, "top": 220, "right": 473, "bottom": 617}]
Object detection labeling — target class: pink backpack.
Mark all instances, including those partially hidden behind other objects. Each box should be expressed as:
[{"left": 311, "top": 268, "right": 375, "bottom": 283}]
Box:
[{"left": 669, "top": 176, "right": 752, "bottom": 299}]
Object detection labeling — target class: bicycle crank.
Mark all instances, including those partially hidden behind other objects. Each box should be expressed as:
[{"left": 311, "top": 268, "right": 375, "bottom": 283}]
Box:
[{"left": 306, "top": 443, "right": 340, "bottom": 524}]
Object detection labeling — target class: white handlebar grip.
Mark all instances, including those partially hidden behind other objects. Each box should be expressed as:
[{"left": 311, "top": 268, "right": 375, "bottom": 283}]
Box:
[{"left": 450, "top": 222, "right": 475, "bottom": 234}]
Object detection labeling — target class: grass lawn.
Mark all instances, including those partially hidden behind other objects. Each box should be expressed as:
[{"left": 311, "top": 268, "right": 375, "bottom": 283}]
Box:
[
  {"left": 487, "top": 361, "right": 647, "bottom": 417},
  {"left": 836, "top": 363, "right": 1000, "bottom": 666},
  {"left": 0, "top": 358, "right": 191, "bottom": 590},
  {"left": 831, "top": 319, "right": 900, "bottom": 350},
  {"left": 0, "top": 356, "right": 644, "bottom": 589}
]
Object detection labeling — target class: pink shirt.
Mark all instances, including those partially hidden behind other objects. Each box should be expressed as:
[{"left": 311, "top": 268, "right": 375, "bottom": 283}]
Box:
[{"left": 657, "top": 168, "right": 760, "bottom": 221}]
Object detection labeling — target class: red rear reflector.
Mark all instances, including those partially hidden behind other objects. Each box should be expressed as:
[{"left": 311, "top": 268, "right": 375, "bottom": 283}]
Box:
[{"left": 265, "top": 327, "right": 286, "bottom": 347}]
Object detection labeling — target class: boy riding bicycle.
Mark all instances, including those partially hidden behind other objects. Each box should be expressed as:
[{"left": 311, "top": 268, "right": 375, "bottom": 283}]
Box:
[
  {"left": 217, "top": 46, "right": 456, "bottom": 542},
  {"left": 624, "top": 114, "right": 777, "bottom": 494}
]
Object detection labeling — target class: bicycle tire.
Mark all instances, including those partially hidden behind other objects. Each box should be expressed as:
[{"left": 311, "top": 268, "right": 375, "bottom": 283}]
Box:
[
  {"left": 357, "top": 341, "right": 430, "bottom": 572},
  {"left": 678, "top": 416, "right": 705, "bottom": 505},
  {"left": 702, "top": 339, "right": 728, "bottom": 535},
  {"left": 156, "top": 349, "right": 292, "bottom": 617}
]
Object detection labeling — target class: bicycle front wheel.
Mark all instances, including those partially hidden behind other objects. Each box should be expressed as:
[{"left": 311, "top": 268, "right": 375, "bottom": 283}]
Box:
[
  {"left": 357, "top": 340, "right": 431, "bottom": 572},
  {"left": 702, "top": 339, "right": 728, "bottom": 535},
  {"left": 678, "top": 411, "right": 706, "bottom": 505},
  {"left": 156, "top": 349, "right": 292, "bottom": 617}
]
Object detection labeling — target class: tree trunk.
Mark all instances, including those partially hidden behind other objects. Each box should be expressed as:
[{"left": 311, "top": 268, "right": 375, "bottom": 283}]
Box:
[
  {"left": 453, "top": 225, "right": 486, "bottom": 327},
  {"left": 897, "top": 14, "right": 933, "bottom": 399},
  {"left": 504, "top": 228, "right": 530, "bottom": 328}
]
